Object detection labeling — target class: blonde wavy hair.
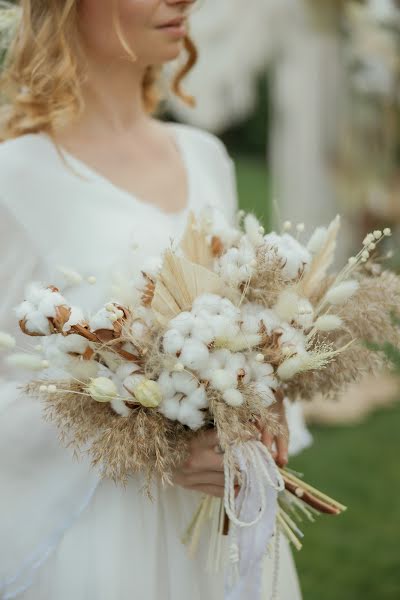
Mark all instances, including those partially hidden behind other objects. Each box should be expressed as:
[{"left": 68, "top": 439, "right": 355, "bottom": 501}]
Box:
[{"left": 0, "top": 0, "right": 198, "bottom": 141}]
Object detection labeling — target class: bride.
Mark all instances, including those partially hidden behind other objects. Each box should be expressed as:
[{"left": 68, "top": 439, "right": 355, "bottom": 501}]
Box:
[{"left": 0, "top": 1, "right": 305, "bottom": 598}]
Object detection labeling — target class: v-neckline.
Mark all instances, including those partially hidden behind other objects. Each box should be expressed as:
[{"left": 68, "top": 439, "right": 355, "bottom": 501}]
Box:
[{"left": 42, "top": 123, "right": 192, "bottom": 218}]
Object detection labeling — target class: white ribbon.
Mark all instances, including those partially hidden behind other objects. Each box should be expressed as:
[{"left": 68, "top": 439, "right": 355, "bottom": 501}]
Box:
[{"left": 223, "top": 440, "right": 284, "bottom": 600}]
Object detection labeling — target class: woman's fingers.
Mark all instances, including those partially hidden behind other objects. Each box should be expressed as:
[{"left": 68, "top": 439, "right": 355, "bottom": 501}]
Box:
[{"left": 275, "top": 434, "right": 289, "bottom": 467}]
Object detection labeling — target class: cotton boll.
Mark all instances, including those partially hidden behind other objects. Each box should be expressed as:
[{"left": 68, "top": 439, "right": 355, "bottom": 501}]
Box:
[
  {"left": 228, "top": 352, "right": 247, "bottom": 374},
  {"left": 163, "top": 328, "right": 185, "bottom": 355},
  {"left": 223, "top": 388, "right": 244, "bottom": 407},
  {"left": 325, "top": 280, "right": 360, "bottom": 305},
  {"left": 307, "top": 227, "right": 328, "bottom": 254},
  {"left": 160, "top": 395, "right": 181, "bottom": 421},
  {"left": 314, "top": 315, "right": 343, "bottom": 332},
  {"left": 211, "top": 315, "right": 239, "bottom": 340},
  {"left": 172, "top": 371, "right": 198, "bottom": 395},
  {"left": 110, "top": 398, "right": 132, "bottom": 417},
  {"left": 169, "top": 312, "right": 195, "bottom": 336},
  {"left": 59, "top": 334, "right": 89, "bottom": 355},
  {"left": 0, "top": 332, "right": 16, "bottom": 350},
  {"left": 187, "top": 385, "right": 208, "bottom": 409},
  {"left": 38, "top": 290, "right": 67, "bottom": 317},
  {"left": 62, "top": 306, "right": 85, "bottom": 333},
  {"left": 250, "top": 359, "right": 275, "bottom": 379},
  {"left": 15, "top": 300, "right": 35, "bottom": 320},
  {"left": 241, "top": 314, "right": 261, "bottom": 335},
  {"left": 24, "top": 311, "right": 51, "bottom": 335},
  {"left": 264, "top": 233, "right": 311, "bottom": 280},
  {"left": 210, "top": 368, "right": 237, "bottom": 392},
  {"left": 192, "top": 294, "right": 223, "bottom": 316},
  {"left": 180, "top": 339, "right": 209, "bottom": 370},
  {"left": 191, "top": 318, "right": 215, "bottom": 345},
  {"left": 115, "top": 363, "right": 140, "bottom": 381},
  {"left": 89, "top": 308, "right": 115, "bottom": 332},
  {"left": 157, "top": 370, "right": 176, "bottom": 398},
  {"left": 220, "top": 298, "right": 240, "bottom": 319},
  {"left": 178, "top": 403, "right": 205, "bottom": 430}
]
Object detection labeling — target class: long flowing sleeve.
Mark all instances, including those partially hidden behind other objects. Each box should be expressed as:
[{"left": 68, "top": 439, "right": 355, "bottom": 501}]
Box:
[{"left": 0, "top": 202, "right": 99, "bottom": 600}]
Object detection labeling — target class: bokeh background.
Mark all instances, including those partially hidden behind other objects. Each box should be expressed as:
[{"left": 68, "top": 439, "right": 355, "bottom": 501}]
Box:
[{"left": 167, "top": 1, "right": 400, "bottom": 598}]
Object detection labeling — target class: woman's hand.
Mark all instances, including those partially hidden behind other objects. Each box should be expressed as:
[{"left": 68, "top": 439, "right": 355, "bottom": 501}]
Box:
[
  {"left": 260, "top": 389, "right": 289, "bottom": 468},
  {"left": 173, "top": 391, "right": 289, "bottom": 497},
  {"left": 172, "top": 430, "right": 227, "bottom": 498}
]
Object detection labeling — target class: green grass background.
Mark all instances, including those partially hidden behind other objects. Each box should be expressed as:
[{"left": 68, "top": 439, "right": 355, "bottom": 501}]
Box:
[{"left": 235, "top": 154, "right": 400, "bottom": 600}]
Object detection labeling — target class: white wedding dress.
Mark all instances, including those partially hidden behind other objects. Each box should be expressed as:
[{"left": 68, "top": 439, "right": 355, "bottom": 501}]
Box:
[{"left": 0, "top": 123, "right": 308, "bottom": 600}]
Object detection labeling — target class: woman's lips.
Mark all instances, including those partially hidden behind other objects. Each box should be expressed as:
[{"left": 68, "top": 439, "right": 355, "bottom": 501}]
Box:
[{"left": 156, "top": 18, "right": 187, "bottom": 38}]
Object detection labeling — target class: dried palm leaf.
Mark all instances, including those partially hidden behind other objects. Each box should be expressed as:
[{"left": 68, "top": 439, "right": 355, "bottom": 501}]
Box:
[
  {"left": 180, "top": 211, "right": 214, "bottom": 268},
  {"left": 297, "top": 216, "right": 341, "bottom": 298},
  {"left": 151, "top": 250, "right": 224, "bottom": 324}
]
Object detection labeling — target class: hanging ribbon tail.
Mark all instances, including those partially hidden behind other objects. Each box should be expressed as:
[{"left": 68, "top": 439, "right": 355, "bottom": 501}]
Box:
[{"left": 223, "top": 440, "right": 284, "bottom": 600}]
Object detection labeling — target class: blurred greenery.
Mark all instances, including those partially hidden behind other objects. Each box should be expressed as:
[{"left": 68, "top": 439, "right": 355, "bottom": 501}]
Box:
[
  {"left": 235, "top": 156, "right": 400, "bottom": 600},
  {"left": 291, "top": 404, "right": 400, "bottom": 600},
  {"left": 234, "top": 154, "right": 272, "bottom": 229}
]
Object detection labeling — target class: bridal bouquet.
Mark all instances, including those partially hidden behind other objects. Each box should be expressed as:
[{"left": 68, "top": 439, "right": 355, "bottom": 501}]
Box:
[{"left": 2, "top": 208, "right": 399, "bottom": 596}]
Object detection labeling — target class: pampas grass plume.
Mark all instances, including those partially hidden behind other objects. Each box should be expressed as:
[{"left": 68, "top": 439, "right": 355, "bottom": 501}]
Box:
[{"left": 307, "top": 227, "right": 328, "bottom": 254}]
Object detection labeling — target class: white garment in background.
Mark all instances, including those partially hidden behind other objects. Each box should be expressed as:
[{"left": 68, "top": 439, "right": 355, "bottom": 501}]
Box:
[{"left": 0, "top": 123, "right": 306, "bottom": 599}]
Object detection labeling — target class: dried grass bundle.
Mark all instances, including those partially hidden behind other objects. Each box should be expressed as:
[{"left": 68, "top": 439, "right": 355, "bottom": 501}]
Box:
[
  {"left": 285, "top": 270, "right": 400, "bottom": 400},
  {"left": 246, "top": 249, "right": 287, "bottom": 307},
  {"left": 27, "top": 380, "right": 190, "bottom": 490}
]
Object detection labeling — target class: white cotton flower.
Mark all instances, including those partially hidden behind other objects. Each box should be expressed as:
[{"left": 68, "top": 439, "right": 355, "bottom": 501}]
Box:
[
  {"left": 0, "top": 332, "right": 16, "bottom": 350},
  {"left": 58, "top": 334, "right": 89, "bottom": 355},
  {"left": 191, "top": 318, "right": 215, "bottom": 345},
  {"left": 157, "top": 370, "right": 176, "bottom": 398},
  {"left": 325, "top": 280, "right": 359, "bottom": 305},
  {"left": 222, "top": 388, "right": 244, "bottom": 407},
  {"left": 180, "top": 339, "right": 209, "bottom": 369},
  {"left": 250, "top": 359, "right": 275, "bottom": 380},
  {"left": 89, "top": 307, "right": 115, "bottom": 332},
  {"left": 210, "top": 315, "right": 240, "bottom": 341},
  {"left": 263, "top": 232, "right": 311, "bottom": 280},
  {"left": 87, "top": 377, "right": 118, "bottom": 402},
  {"left": 210, "top": 368, "right": 237, "bottom": 392},
  {"left": 160, "top": 395, "right": 181, "bottom": 420},
  {"left": 241, "top": 315, "right": 261, "bottom": 335},
  {"left": 314, "top": 315, "right": 343, "bottom": 332},
  {"left": 115, "top": 363, "right": 140, "bottom": 381},
  {"left": 163, "top": 328, "right": 185, "bottom": 355},
  {"left": 110, "top": 398, "right": 132, "bottom": 417},
  {"left": 178, "top": 403, "right": 205, "bottom": 430},
  {"left": 244, "top": 214, "right": 264, "bottom": 247},
  {"left": 186, "top": 385, "right": 208, "bottom": 409},
  {"left": 169, "top": 311, "right": 195, "bottom": 336},
  {"left": 15, "top": 302, "right": 51, "bottom": 335},
  {"left": 172, "top": 371, "right": 199, "bottom": 396},
  {"left": 62, "top": 306, "right": 85, "bottom": 333},
  {"left": 307, "top": 227, "right": 328, "bottom": 254},
  {"left": 192, "top": 294, "right": 223, "bottom": 316},
  {"left": 6, "top": 353, "right": 45, "bottom": 371}
]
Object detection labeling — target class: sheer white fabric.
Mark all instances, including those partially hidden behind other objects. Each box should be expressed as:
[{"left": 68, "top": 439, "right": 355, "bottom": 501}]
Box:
[{"left": 0, "top": 123, "right": 304, "bottom": 599}]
